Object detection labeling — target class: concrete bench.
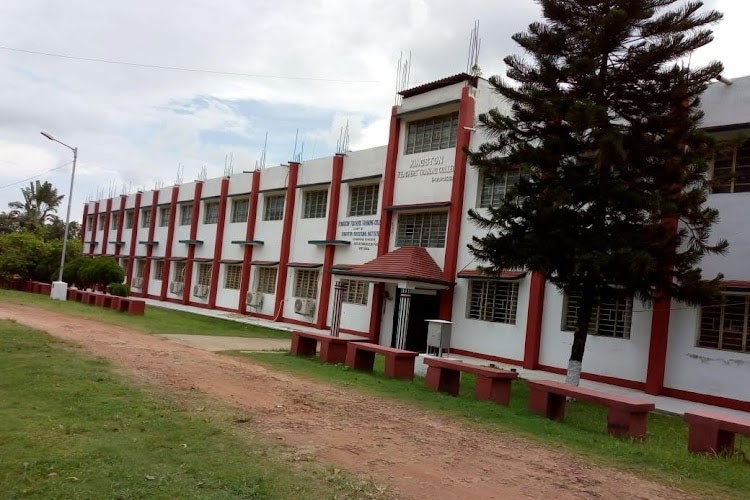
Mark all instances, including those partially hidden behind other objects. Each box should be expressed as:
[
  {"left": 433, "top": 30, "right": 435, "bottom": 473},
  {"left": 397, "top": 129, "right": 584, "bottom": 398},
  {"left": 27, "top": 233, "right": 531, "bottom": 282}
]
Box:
[
  {"left": 424, "top": 357, "right": 519, "bottom": 406},
  {"left": 94, "top": 294, "right": 113, "bottom": 308},
  {"left": 684, "top": 409, "right": 750, "bottom": 455},
  {"left": 527, "top": 379, "right": 655, "bottom": 439},
  {"left": 290, "top": 331, "right": 368, "bottom": 364},
  {"left": 345, "top": 342, "right": 419, "bottom": 380}
]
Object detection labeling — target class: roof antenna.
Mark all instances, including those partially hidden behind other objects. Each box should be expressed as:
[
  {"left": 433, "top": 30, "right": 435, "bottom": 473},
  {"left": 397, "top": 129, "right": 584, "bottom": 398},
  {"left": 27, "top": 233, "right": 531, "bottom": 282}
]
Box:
[
  {"left": 467, "top": 20, "right": 482, "bottom": 76},
  {"left": 196, "top": 165, "right": 207, "bottom": 182},
  {"left": 223, "top": 152, "right": 234, "bottom": 176},
  {"left": 292, "top": 129, "right": 300, "bottom": 162},
  {"left": 336, "top": 120, "right": 351, "bottom": 155},
  {"left": 175, "top": 163, "right": 184, "bottom": 185},
  {"left": 258, "top": 132, "right": 268, "bottom": 170},
  {"left": 394, "top": 50, "right": 412, "bottom": 106}
]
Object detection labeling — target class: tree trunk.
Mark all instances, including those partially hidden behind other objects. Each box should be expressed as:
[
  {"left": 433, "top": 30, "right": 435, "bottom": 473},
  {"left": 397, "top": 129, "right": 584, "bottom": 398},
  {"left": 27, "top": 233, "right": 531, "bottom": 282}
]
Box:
[{"left": 566, "top": 284, "right": 596, "bottom": 386}]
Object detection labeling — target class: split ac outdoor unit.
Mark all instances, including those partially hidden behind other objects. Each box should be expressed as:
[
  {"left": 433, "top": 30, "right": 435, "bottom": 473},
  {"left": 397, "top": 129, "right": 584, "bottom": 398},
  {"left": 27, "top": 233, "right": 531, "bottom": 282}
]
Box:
[
  {"left": 132, "top": 277, "right": 143, "bottom": 289},
  {"left": 294, "top": 298, "right": 316, "bottom": 316},
  {"left": 246, "top": 291, "right": 263, "bottom": 308},
  {"left": 193, "top": 284, "right": 209, "bottom": 298},
  {"left": 169, "top": 281, "right": 184, "bottom": 294}
]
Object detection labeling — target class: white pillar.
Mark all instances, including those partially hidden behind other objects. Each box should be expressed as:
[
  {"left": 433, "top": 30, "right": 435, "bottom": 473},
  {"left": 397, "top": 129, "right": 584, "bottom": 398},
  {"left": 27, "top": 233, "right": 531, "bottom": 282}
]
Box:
[
  {"left": 330, "top": 281, "right": 346, "bottom": 337},
  {"left": 395, "top": 289, "right": 412, "bottom": 350}
]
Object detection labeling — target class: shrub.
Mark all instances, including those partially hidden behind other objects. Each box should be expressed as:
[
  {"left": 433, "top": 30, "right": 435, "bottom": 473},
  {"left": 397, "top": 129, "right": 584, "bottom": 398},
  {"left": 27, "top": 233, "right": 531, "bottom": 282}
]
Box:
[
  {"left": 77, "top": 257, "right": 124, "bottom": 290},
  {"left": 107, "top": 282, "right": 130, "bottom": 297}
]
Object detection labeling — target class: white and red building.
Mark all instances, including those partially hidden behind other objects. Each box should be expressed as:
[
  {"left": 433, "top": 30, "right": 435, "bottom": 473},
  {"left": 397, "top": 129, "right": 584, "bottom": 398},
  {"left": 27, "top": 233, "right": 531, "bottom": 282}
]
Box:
[{"left": 81, "top": 73, "right": 750, "bottom": 412}]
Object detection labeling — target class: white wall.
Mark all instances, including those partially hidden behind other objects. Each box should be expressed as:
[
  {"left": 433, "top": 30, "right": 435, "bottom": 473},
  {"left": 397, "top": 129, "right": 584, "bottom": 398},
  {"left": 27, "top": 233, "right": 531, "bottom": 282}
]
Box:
[{"left": 400, "top": 81, "right": 465, "bottom": 113}]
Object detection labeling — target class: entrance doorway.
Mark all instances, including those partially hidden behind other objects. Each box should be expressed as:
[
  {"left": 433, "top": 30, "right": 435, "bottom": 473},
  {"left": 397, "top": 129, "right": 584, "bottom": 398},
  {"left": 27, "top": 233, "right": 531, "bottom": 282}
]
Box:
[{"left": 391, "top": 289, "right": 440, "bottom": 353}]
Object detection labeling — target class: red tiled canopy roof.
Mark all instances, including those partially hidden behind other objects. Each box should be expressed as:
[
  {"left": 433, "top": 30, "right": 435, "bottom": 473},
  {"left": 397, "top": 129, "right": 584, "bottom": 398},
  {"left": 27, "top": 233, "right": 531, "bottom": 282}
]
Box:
[{"left": 334, "top": 246, "right": 451, "bottom": 286}]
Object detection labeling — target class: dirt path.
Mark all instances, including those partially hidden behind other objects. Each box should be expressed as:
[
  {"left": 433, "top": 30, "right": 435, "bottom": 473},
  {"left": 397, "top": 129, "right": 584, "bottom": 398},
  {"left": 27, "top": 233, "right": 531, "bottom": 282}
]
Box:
[{"left": 0, "top": 303, "right": 697, "bottom": 500}]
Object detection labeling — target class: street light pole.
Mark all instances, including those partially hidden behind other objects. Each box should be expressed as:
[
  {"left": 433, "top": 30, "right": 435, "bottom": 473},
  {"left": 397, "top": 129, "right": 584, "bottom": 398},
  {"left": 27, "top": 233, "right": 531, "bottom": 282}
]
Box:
[{"left": 41, "top": 131, "right": 78, "bottom": 300}]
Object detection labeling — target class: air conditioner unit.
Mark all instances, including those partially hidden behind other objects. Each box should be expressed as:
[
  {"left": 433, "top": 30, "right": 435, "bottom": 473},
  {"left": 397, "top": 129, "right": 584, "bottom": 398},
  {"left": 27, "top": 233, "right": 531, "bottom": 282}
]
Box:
[
  {"left": 246, "top": 291, "right": 263, "bottom": 308},
  {"left": 132, "top": 277, "right": 143, "bottom": 289},
  {"left": 169, "top": 281, "right": 184, "bottom": 294},
  {"left": 193, "top": 284, "right": 209, "bottom": 298},
  {"left": 294, "top": 298, "right": 316, "bottom": 316}
]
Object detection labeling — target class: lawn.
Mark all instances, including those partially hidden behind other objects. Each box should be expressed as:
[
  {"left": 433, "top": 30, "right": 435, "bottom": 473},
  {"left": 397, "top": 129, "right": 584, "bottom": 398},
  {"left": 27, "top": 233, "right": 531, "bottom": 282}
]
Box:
[
  {"left": 236, "top": 351, "right": 750, "bottom": 499},
  {"left": 0, "top": 289, "right": 287, "bottom": 339},
  {"left": 0, "top": 319, "right": 389, "bottom": 499}
]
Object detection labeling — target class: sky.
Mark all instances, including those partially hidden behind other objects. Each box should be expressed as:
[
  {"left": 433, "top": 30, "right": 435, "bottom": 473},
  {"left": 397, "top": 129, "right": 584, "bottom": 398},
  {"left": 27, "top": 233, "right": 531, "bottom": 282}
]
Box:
[{"left": 0, "top": 0, "right": 748, "bottom": 221}]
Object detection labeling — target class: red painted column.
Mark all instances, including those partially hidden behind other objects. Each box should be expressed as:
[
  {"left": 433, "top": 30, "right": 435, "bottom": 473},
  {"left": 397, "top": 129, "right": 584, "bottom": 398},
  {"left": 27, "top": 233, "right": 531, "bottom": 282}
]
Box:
[
  {"left": 160, "top": 186, "right": 180, "bottom": 300},
  {"left": 369, "top": 106, "right": 401, "bottom": 341},
  {"left": 80, "top": 204, "right": 89, "bottom": 244},
  {"left": 273, "top": 162, "right": 299, "bottom": 321},
  {"left": 140, "top": 190, "right": 159, "bottom": 297},
  {"left": 439, "top": 85, "right": 476, "bottom": 320},
  {"left": 182, "top": 182, "right": 203, "bottom": 304},
  {"left": 113, "top": 196, "right": 126, "bottom": 257},
  {"left": 100, "top": 198, "right": 113, "bottom": 255},
  {"left": 316, "top": 154, "right": 345, "bottom": 329},
  {"left": 208, "top": 178, "right": 230, "bottom": 309},
  {"left": 126, "top": 192, "right": 142, "bottom": 286},
  {"left": 522, "top": 272, "right": 546, "bottom": 369},
  {"left": 238, "top": 171, "right": 261, "bottom": 314},
  {"left": 88, "top": 201, "right": 100, "bottom": 255}
]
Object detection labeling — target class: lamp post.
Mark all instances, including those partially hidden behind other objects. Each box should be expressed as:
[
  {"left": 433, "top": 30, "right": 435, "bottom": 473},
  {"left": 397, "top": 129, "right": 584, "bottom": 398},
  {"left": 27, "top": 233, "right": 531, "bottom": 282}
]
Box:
[{"left": 41, "top": 131, "right": 78, "bottom": 301}]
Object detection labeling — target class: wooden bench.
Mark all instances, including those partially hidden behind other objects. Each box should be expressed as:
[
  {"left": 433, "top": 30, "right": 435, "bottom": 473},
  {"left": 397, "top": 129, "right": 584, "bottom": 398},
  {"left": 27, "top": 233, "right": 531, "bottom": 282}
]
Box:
[
  {"left": 527, "top": 379, "right": 655, "bottom": 439},
  {"left": 345, "top": 342, "right": 418, "bottom": 380},
  {"left": 290, "top": 331, "right": 368, "bottom": 364},
  {"left": 684, "top": 409, "right": 750, "bottom": 455},
  {"left": 424, "top": 357, "right": 519, "bottom": 406}
]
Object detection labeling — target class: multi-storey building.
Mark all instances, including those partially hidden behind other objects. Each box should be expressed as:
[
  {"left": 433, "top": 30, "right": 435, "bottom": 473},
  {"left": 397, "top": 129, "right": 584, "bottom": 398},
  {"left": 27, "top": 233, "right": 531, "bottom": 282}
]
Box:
[{"left": 81, "top": 72, "right": 750, "bottom": 411}]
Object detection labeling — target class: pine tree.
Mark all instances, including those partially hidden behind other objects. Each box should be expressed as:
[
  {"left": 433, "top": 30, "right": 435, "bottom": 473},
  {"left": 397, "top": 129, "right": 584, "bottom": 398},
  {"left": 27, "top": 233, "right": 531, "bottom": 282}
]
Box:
[{"left": 468, "top": 0, "right": 728, "bottom": 384}]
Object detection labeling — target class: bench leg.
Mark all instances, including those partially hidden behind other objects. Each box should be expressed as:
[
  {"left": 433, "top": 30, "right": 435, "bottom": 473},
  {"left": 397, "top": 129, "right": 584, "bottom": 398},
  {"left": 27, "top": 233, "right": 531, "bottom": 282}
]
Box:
[
  {"left": 529, "top": 388, "right": 566, "bottom": 420},
  {"left": 385, "top": 356, "right": 415, "bottom": 380},
  {"left": 687, "top": 423, "right": 736, "bottom": 455},
  {"left": 425, "top": 366, "right": 460, "bottom": 396},
  {"left": 291, "top": 336, "right": 317, "bottom": 357},
  {"left": 347, "top": 348, "right": 375, "bottom": 372},
  {"left": 320, "top": 340, "right": 347, "bottom": 364},
  {"left": 608, "top": 409, "right": 648, "bottom": 439},
  {"left": 475, "top": 376, "right": 512, "bottom": 406}
]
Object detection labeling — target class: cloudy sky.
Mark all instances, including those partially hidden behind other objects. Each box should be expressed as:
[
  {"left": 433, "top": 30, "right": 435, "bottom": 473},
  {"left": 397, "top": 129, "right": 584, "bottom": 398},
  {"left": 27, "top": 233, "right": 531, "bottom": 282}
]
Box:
[{"left": 0, "top": 0, "right": 747, "bottom": 221}]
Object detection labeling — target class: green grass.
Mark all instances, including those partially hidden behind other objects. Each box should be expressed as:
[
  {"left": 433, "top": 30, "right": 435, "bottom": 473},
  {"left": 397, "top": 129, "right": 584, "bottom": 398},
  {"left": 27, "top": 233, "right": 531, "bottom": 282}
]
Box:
[
  {"left": 235, "top": 351, "right": 750, "bottom": 499},
  {"left": 0, "top": 289, "right": 288, "bottom": 339},
  {"left": 0, "top": 319, "right": 389, "bottom": 499}
]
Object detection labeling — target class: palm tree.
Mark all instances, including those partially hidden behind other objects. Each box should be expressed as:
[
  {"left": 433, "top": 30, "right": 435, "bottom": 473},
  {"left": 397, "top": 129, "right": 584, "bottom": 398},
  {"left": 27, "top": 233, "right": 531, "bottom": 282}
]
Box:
[{"left": 8, "top": 181, "right": 65, "bottom": 227}]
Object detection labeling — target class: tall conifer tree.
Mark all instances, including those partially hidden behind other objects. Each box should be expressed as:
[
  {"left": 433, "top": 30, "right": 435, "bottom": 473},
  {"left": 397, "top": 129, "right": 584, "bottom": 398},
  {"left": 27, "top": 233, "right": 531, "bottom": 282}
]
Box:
[{"left": 468, "top": 0, "right": 728, "bottom": 384}]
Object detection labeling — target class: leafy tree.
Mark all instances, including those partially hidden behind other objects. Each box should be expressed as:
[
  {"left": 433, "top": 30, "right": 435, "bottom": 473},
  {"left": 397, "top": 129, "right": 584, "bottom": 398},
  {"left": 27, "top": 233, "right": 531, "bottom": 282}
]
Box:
[
  {"left": 78, "top": 257, "right": 124, "bottom": 290},
  {"left": 32, "top": 239, "right": 83, "bottom": 282},
  {"left": 0, "top": 232, "right": 47, "bottom": 280},
  {"left": 43, "top": 217, "right": 80, "bottom": 242},
  {"left": 468, "top": 0, "right": 727, "bottom": 384},
  {"left": 0, "top": 212, "right": 21, "bottom": 235},
  {"left": 8, "top": 180, "right": 64, "bottom": 228}
]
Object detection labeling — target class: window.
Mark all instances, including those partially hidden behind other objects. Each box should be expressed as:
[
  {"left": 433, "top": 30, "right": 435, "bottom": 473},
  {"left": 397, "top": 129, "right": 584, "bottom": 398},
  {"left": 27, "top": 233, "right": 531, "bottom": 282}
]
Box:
[
  {"left": 396, "top": 212, "right": 448, "bottom": 248},
  {"left": 111, "top": 213, "right": 120, "bottom": 230},
  {"left": 699, "top": 294, "right": 749, "bottom": 352},
  {"left": 303, "top": 190, "right": 328, "bottom": 219},
  {"left": 203, "top": 201, "right": 220, "bottom": 224},
  {"left": 179, "top": 204, "right": 193, "bottom": 226},
  {"left": 231, "top": 198, "right": 249, "bottom": 223},
  {"left": 713, "top": 141, "right": 750, "bottom": 193},
  {"left": 348, "top": 184, "right": 379, "bottom": 216},
  {"left": 173, "top": 262, "right": 186, "bottom": 283},
  {"left": 224, "top": 264, "right": 242, "bottom": 290},
  {"left": 479, "top": 170, "right": 520, "bottom": 208},
  {"left": 197, "top": 263, "right": 212, "bottom": 286},
  {"left": 404, "top": 112, "right": 459, "bottom": 154},
  {"left": 263, "top": 194, "right": 285, "bottom": 221},
  {"left": 562, "top": 291, "right": 633, "bottom": 339},
  {"left": 98, "top": 213, "right": 106, "bottom": 227},
  {"left": 467, "top": 280, "right": 519, "bottom": 324},
  {"left": 294, "top": 270, "right": 319, "bottom": 299},
  {"left": 255, "top": 267, "right": 277, "bottom": 294},
  {"left": 154, "top": 260, "right": 164, "bottom": 281},
  {"left": 159, "top": 207, "right": 170, "bottom": 227},
  {"left": 125, "top": 210, "right": 134, "bottom": 229},
  {"left": 86, "top": 214, "right": 94, "bottom": 228},
  {"left": 141, "top": 208, "right": 151, "bottom": 228},
  {"left": 340, "top": 280, "right": 369, "bottom": 305}
]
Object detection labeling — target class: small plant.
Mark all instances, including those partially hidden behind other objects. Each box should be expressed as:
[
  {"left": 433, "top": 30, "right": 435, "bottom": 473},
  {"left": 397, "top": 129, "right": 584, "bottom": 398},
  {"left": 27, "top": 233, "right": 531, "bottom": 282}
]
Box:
[{"left": 107, "top": 282, "right": 130, "bottom": 297}]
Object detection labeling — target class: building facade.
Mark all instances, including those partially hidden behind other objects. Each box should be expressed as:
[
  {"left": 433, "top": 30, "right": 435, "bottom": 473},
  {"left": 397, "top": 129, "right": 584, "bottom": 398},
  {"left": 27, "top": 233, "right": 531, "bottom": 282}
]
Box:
[{"left": 81, "top": 73, "right": 750, "bottom": 411}]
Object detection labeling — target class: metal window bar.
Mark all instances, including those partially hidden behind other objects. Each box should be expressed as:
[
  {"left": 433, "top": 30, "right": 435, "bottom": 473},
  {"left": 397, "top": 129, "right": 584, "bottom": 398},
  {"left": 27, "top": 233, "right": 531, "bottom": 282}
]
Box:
[
  {"left": 141, "top": 208, "right": 151, "bottom": 228},
  {"left": 255, "top": 267, "right": 277, "bottom": 294},
  {"left": 173, "top": 262, "right": 186, "bottom": 283},
  {"left": 405, "top": 113, "right": 459, "bottom": 155},
  {"left": 204, "top": 202, "right": 219, "bottom": 224},
  {"left": 467, "top": 280, "right": 518, "bottom": 324},
  {"left": 294, "top": 270, "right": 319, "bottom": 299},
  {"left": 303, "top": 190, "right": 328, "bottom": 219},
  {"left": 231, "top": 198, "right": 249, "bottom": 223},
  {"left": 180, "top": 204, "right": 193, "bottom": 225},
  {"left": 197, "top": 263, "right": 212, "bottom": 286},
  {"left": 154, "top": 260, "right": 164, "bottom": 280},
  {"left": 224, "top": 264, "right": 242, "bottom": 289},
  {"left": 159, "top": 207, "right": 170, "bottom": 227},
  {"left": 396, "top": 212, "right": 448, "bottom": 248},
  {"left": 341, "top": 280, "right": 369, "bottom": 305},
  {"left": 348, "top": 184, "right": 379, "bottom": 216},
  {"left": 563, "top": 292, "right": 633, "bottom": 339},
  {"left": 263, "top": 195, "right": 285, "bottom": 221}
]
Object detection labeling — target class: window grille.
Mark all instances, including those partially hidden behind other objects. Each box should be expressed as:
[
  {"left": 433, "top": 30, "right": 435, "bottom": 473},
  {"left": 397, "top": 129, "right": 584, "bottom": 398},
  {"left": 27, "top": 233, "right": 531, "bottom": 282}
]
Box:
[
  {"left": 348, "top": 184, "right": 379, "bottom": 216},
  {"left": 98, "top": 213, "right": 106, "bottom": 227},
  {"left": 341, "top": 280, "right": 369, "bottom": 305},
  {"left": 562, "top": 291, "right": 633, "bottom": 339},
  {"left": 112, "top": 213, "right": 120, "bottom": 230},
  {"left": 395, "top": 212, "right": 448, "bottom": 248},
  {"left": 467, "top": 280, "right": 519, "bottom": 324},
  {"left": 303, "top": 190, "right": 328, "bottom": 219},
  {"left": 713, "top": 141, "right": 750, "bottom": 193},
  {"left": 294, "top": 270, "right": 319, "bottom": 299},
  {"left": 179, "top": 204, "right": 193, "bottom": 226},
  {"left": 231, "top": 198, "right": 249, "bottom": 223},
  {"left": 135, "top": 259, "right": 145, "bottom": 279},
  {"left": 404, "top": 112, "right": 459, "bottom": 154},
  {"left": 87, "top": 215, "right": 94, "bottom": 228},
  {"left": 159, "top": 207, "right": 170, "bottom": 227},
  {"left": 203, "top": 201, "right": 220, "bottom": 224},
  {"left": 479, "top": 170, "right": 521, "bottom": 208},
  {"left": 141, "top": 208, "right": 151, "bottom": 228},
  {"left": 699, "top": 294, "right": 749, "bottom": 352},
  {"left": 173, "top": 262, "right": 186, "bottom": 283},
  {"left": 224, "top": 264, "right": 242, "bottom": 290},
  {"left": 263, "top": 194, "right": 285, "bottom": 221},
  {"left": 255, "top": 267, "right": 277, "bottom": 294},
  {"left": 125, "top": 211, "right": 134, "bottom": 229},
  {"left": 153, "top": 260, "right": 164, "bottom": 281},
  {"left": 197, "top": 263, "right": 212, "bottom": 286}
]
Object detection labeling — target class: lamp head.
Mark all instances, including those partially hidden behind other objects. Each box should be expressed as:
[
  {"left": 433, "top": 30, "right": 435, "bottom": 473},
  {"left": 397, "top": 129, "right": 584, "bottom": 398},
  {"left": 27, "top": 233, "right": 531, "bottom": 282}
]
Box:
[{"left": 40, "top": 131, "right": 55, "bottom": 141}]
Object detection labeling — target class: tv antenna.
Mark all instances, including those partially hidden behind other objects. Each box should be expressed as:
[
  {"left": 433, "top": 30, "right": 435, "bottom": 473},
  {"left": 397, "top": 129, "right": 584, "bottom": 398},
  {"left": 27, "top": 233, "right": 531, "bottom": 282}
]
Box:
[
  {"left": 336, "top": 120, "right": 350, "bottom": 155},
  {"left": 467, "top": 20, "right": 482, "bottom": 76},
  {"left": 394, "top": 50, "right": 412, "bottom": 106}
]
